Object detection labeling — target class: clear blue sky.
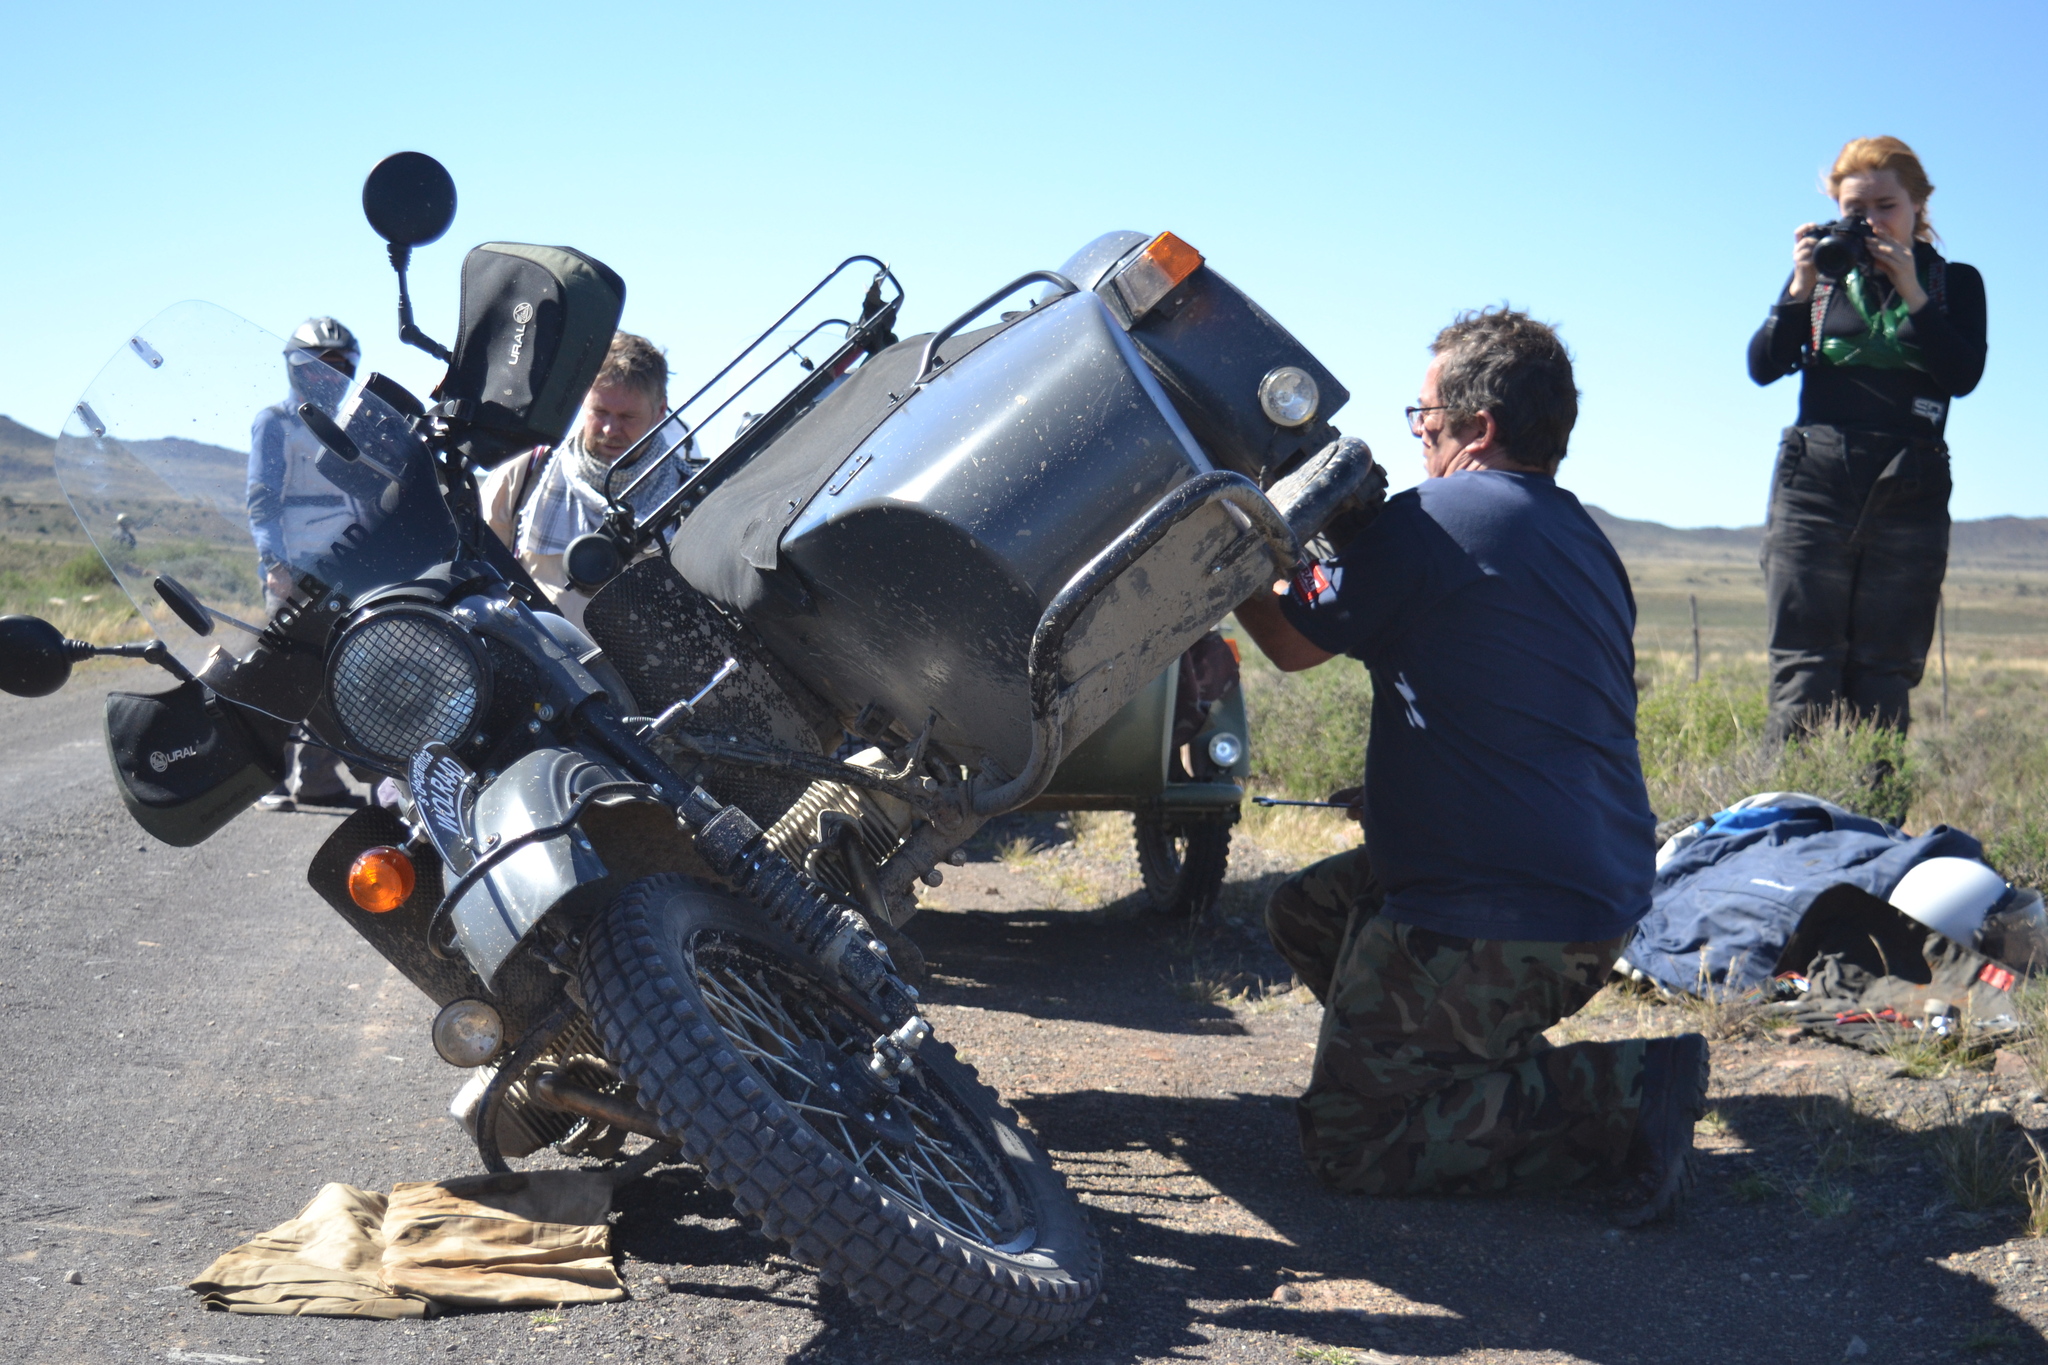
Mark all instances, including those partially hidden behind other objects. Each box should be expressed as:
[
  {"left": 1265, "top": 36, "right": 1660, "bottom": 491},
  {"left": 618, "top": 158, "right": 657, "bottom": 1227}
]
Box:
[{"left": 3, "top": 1, "right": 2039, "bottom": 528}]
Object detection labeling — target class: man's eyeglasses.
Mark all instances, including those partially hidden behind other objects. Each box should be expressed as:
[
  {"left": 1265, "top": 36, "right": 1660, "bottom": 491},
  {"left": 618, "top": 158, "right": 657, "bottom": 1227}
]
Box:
[{"left": 1404, "top": 404, "right": 1449, "bottom": 437}]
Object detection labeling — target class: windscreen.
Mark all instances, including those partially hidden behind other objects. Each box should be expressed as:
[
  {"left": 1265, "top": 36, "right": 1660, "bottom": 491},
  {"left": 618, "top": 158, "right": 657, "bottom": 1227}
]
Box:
[{"left": 55, "top": 301, "right": 460, "bottom": 674}]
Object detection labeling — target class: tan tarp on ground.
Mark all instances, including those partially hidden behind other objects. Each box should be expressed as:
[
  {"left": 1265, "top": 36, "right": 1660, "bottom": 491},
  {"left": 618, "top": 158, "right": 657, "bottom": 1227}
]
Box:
[{"left": 188, "top": 1170, "right": 626, "bottom": 1318}]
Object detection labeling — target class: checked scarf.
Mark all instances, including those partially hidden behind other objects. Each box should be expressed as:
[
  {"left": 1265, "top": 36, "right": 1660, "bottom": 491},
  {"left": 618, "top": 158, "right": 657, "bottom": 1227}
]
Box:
[{"left": 513, "top": 426, "right": 687, "bottom": 558}]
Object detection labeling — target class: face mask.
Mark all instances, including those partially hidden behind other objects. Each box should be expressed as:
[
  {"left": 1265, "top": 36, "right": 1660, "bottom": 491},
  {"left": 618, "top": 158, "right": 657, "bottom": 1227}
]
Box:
[{"left": 288, "top": 353, "right": 354, "bottom": 414}]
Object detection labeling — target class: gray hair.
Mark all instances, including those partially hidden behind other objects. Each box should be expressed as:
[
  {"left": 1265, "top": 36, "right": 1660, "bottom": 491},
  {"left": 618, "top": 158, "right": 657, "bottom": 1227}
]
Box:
[
  {"left": 1430, "top": 308, "right": 1578, "bottom": 468},
  {"left": 595, "top": 331, "right": 669, "bottom": 409}
]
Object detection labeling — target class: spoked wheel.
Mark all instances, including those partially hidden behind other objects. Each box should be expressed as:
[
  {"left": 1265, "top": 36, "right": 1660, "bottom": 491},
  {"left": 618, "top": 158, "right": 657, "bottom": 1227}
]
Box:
[
  {"left": 1133, "top": 810, "right": 1233, "bottom": 918},
  {"left": 582, "top": 875, "right": 1101, "bottom": 1351}
]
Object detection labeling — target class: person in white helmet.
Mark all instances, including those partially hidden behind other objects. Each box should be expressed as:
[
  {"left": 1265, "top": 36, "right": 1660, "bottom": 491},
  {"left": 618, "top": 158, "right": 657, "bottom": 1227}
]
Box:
[{"left": 247, "top": 316, "right": 370, "bottom": 811}]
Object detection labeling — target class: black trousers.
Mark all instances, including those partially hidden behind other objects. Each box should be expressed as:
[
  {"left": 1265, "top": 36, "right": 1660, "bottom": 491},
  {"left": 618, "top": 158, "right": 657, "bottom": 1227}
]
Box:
[{"left": 1760, "top": 424, "right": 1950, "bottom": 742}]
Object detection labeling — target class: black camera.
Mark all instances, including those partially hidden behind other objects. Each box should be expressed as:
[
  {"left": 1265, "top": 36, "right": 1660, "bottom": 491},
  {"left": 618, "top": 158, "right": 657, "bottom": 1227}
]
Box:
[{"left": 1810, "top": 214, "right": 1876, "bottom": 280}]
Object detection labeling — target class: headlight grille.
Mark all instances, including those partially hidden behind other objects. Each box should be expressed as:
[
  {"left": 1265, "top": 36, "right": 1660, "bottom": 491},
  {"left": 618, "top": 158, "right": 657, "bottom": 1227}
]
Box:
[{"left": 329, "top": 607, "right": 488, "bottom": 765}]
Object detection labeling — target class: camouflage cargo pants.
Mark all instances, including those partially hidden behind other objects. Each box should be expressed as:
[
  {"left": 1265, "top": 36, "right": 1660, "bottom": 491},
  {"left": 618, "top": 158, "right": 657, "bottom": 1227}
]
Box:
[{"left": 1266, "top": 845, "right": 1646, "bottom": 1195}]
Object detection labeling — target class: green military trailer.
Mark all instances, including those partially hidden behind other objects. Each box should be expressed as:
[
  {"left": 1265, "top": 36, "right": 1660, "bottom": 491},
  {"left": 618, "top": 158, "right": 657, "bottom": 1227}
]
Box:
[{"left": 1021, "top": 625, "right": 1250, "bottom": 917}]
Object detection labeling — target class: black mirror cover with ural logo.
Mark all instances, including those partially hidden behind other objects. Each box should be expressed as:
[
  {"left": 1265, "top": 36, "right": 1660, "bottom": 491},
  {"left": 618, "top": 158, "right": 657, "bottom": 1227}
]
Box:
[
  {"left": 441, "top": 243, "right": 625, "bottom": 463},
  {"left": 105, "top": 682, "right": 285, "bottom": 846}
]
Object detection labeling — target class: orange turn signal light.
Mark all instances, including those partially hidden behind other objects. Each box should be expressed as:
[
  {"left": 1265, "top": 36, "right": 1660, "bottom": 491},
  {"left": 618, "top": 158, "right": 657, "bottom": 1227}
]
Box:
[
  {"left": 348, "top": 846, "right": 416, "bottom": 913},
  {"left": 1109, "top": 231, "right": 1205, "bottom": 321},
  {"left": 1141, "top": 231, "right": 1203, "bottom": 288}
]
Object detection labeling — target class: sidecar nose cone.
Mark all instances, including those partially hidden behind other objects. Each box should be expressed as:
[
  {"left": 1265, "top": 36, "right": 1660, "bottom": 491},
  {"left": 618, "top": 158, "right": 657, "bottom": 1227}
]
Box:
[{"left": 432, "top": 999, "right": 505, "bottom": 1068}]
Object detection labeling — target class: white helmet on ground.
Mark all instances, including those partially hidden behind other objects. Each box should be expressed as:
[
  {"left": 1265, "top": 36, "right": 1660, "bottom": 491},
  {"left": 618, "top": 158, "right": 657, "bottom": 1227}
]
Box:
[{"left": 1887, "top": 857, "right": 2009, "bottom": 944}]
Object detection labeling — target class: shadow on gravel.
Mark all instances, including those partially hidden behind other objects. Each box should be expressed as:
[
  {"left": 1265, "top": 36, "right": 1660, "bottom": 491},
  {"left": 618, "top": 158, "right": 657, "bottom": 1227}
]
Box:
[
  {"left": 1005, "top": 1083, "right": 2045, "bottom": 1364},
  {"left": 598, "top": 897, "right": 2045, "bottom": 1362},
  {"left": 912, "top": 905, "right": 1295, "bottom": 1035}
]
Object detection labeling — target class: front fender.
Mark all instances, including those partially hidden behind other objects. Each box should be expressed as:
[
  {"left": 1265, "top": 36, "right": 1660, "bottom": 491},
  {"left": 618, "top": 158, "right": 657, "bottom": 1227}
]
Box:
[{"left": 450, "top": 746, "right": 626, "bottom": 987}]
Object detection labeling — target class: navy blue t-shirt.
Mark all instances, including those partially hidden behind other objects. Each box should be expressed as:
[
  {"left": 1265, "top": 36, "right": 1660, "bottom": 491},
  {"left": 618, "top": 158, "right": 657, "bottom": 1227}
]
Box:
[{"left": 1279, "top": 469, "right": 1654, "bottom": 942}]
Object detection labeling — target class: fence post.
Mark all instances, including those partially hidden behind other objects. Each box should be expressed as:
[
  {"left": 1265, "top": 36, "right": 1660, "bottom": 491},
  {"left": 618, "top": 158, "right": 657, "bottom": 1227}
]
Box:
[
  {"left": 1938, "top": 593, "right": 1949, "bottom": 725},
  {"left": 1689, "top": 593, "right": 1701, "bottom": 684}
]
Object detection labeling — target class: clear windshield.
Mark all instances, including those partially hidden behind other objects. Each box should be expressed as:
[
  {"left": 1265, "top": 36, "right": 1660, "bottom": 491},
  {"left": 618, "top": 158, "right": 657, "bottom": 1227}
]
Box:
[{"left": 55, "top": 301, "right": 460, "bottom": 674}]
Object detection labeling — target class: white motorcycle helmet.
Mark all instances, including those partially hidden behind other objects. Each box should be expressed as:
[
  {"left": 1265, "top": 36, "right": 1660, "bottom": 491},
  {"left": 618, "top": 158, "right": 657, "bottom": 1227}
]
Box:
[
  {"left": 285, "top": 316, "right": 359, "bottom": 414},
  {"left": 1887, "top": 857, "right": 2009, "bottom": 944},
  {"left": 285, "top": 315, "right": 360, "bottom": 367}
]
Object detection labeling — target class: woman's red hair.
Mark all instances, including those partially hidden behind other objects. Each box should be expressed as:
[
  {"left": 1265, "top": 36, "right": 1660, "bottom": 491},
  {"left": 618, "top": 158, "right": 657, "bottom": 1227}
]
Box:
[{"left": 1828, "top": 136, "right": 1936, "bottom": 241}]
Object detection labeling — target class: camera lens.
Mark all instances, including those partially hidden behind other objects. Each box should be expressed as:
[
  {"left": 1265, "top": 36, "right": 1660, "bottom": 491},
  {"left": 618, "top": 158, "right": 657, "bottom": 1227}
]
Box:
[{"left": 1812, "top": 217, "right": 1872, "bottom": 281}]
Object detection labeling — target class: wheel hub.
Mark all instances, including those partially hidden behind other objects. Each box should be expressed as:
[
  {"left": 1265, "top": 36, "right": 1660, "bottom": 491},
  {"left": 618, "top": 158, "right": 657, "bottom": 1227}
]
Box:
[{"left": 796, "top": 1038, "right": 918, "bottom": 1148}]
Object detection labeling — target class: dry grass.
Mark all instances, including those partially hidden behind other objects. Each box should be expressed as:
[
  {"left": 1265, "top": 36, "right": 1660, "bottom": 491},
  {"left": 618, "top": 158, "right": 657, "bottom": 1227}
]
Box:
[
  {"left": 1544, "top": 980, "right": 1657, "bottom": 1046},
  {"left": 1633, "top": 639, "right": 2048, "bottom": 888},
  {"left": 2013, "top": 978, "right": 2048, "bottom": 1093},
  {"left": 1880, "top": 1020, "right": 1987, "bottom": 1080},
  {"left": 0, "top": 540, "right": 146, "bottom": 645},
  {"left": 1790, "top": 1082, "right": 1890, "bottom": 1175},
  {"left": 1924, "top": 1091, "right": 2029, "bottom": 1212},
  {"left": 2023, "top": 1133, "right": 2048, "bottom": 1239},
  {"left": 1235, "top": 803, "right": 1359, "bottom": 863}
]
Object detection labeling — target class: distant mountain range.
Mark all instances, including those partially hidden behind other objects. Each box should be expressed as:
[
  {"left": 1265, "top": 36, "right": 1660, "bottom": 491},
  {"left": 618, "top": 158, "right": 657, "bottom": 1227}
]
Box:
[
  {"left": 0, "top": 414, "right": 65, "bottom": 503},
  {"left": 6, "top": 413, "right": 2048, "bottom": 569},
  {"left": 1587, "top": 507, "right": 2048, "bottom": 570}
]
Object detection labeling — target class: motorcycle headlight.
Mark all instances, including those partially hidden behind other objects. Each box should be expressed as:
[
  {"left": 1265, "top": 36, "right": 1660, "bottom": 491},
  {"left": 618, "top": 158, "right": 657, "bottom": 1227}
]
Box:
[
  {"left": 1206, "top": 732, "right": 1244, "bottom": 768},
  {"left": 328, "top": 605, "right": 490, "bottom": 765},
  {"left": 432, "top": 998, "right": 504, "bottom": 1067},
  {"left": 1258, "top": 366, "right": 1320, "bottom": 428}
]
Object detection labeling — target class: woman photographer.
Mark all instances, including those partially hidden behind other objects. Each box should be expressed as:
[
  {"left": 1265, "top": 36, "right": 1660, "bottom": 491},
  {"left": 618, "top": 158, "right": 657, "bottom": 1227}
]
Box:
[{"left": 1749, "top": 136, "right": 1986, "bottom": 742}]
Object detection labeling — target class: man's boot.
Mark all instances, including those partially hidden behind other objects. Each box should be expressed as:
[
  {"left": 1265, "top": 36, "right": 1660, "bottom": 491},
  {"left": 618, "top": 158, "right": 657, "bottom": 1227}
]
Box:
[{"left": 1614, "top": 1032, "right": 1711, "bottom": 1228}]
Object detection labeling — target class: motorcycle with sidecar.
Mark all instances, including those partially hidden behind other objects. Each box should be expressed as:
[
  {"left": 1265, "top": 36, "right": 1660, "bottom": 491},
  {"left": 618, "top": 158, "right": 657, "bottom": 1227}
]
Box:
[{"left": 0, "top": 153, "right": 1381, "bottom": 1350}]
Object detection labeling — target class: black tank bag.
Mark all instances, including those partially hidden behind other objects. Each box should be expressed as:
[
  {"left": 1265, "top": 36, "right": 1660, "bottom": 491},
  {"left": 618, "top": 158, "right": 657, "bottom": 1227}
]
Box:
[{"left": 438, "top": 242, "right": 626, "bottom": 463}]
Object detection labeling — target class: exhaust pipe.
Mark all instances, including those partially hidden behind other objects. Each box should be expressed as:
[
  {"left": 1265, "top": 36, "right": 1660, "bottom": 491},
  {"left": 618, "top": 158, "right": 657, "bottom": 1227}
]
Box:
[{"left": 532, "top": 1070, "right": 670, "bottom": 1140}]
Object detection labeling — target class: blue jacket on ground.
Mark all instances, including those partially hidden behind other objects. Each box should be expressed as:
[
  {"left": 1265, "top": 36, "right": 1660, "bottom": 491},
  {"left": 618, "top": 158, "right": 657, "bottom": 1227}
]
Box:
[{"left": 1627, "top": 805, "right": 1984, "bottom": 992}]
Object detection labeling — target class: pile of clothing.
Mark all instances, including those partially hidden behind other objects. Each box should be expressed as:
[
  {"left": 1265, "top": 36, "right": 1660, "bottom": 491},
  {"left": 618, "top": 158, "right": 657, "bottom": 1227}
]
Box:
[
  {"left": 188, "top": 1169, "right": 626, "bottom": 1318},
  {"left": 1622, "top": 793, "right": 2043, "bottom": 1046}
]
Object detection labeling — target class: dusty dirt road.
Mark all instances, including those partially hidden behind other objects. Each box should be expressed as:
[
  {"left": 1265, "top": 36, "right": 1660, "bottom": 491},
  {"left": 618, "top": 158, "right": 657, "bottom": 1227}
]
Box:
[{"left": 1, "top": 670, "right": 2044, "bottom": 1364}]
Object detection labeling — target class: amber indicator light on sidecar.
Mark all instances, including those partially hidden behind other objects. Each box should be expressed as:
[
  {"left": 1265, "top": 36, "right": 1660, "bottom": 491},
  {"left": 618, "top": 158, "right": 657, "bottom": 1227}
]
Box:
[
  {"left": 1110, "top": 231, "right": 1205, "bottom": 320},
  {"left": 348, "top": 846, "right": 417, "bottom": 913}
]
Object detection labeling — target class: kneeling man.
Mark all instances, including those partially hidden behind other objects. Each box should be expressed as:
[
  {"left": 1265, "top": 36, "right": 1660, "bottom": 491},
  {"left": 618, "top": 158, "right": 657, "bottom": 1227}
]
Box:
[{"left": 1234, "top": 308, "right": 1707, "bottom": 1225}]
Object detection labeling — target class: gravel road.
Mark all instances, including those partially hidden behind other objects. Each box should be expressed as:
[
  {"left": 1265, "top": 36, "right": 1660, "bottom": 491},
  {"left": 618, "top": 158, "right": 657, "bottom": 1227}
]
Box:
[{"left": 1, "top": 667, "right": 2043, "bottom": 1365}]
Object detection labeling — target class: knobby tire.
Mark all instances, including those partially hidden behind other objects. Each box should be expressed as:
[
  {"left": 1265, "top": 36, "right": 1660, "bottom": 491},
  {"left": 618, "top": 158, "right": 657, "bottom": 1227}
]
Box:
[{"left": 581, "top": 874, "right": 1101, "bottom": 1351}]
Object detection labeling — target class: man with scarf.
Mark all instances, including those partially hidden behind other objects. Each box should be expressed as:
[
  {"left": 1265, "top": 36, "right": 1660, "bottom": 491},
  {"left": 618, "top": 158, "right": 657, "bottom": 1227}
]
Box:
[{"left": 482, "top": 331, "right": 686, "bottom": 628}]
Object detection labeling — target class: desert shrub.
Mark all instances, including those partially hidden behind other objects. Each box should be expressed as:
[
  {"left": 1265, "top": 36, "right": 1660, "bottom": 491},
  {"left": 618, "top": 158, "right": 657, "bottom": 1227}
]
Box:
[
  {"left": 55, "top": 550, "right": 114, "bottom": 589},
  {"left": 1635, "top": 667, "right": 1919, "bottom": 827},
  {"left": 1914, "top": 693, "right": 2048, "bottom": 881},
  {"left": 1237, "top": 642, "right": 1370, "bottom": 800},
  {"left": 1636, "top": 672, "right": 1770, "bottom": 819},
  {"left": 1983, "top": 818, "right": 2048, "bottom": 889},
  {"left": 1771, "top": 710, "right": 1916, "bottom": 827}
]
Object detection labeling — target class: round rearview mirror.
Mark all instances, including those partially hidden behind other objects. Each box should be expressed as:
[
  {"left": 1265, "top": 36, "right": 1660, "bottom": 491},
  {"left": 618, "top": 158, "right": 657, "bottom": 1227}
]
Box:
[
  {"left": 0, "top": 614, "right": 76, "bottom": 698},
  {"left": 563, "top": 533, "right": 628, "bottom": 592},
  {"left": 362, "top": 151, "right": 457, "bottom": 248}
]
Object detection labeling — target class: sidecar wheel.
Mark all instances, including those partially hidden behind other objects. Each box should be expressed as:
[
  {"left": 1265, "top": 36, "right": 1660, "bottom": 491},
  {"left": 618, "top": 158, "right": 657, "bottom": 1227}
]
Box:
[
  {"left": 582, "top": 875, "right": 1101, "bottom": 1351},
  {"left": 1133, "top": 811, "right": 1231, "bottom": 918}
]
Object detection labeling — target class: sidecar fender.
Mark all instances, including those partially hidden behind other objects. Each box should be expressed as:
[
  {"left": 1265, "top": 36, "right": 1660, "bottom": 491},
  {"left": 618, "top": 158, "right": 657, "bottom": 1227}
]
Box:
[{"left": 449, "top": 746, "right": 624, "bottom": 988}]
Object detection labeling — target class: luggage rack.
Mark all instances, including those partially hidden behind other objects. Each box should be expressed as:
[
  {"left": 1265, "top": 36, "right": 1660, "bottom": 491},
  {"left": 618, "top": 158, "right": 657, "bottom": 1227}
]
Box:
[{"left": 606, "top": 257, "right": 903, "bottom": 551}]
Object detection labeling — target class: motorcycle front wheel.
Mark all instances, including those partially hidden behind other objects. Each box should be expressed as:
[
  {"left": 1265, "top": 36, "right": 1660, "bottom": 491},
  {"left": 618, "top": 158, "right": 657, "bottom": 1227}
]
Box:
[
  {"left": 582, "top": 875, "right": 1101, "bottom": 1351},
  {"left": 1133, "top": 811, "right": 1232, "bottom": 918}
]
